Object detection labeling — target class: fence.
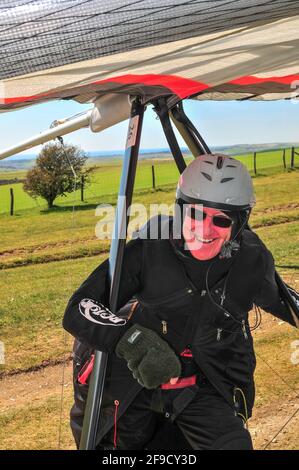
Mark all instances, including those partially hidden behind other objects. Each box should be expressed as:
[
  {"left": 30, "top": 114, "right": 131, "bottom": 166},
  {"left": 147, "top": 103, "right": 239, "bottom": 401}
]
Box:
[
  {"left": 1, "top": 147, "right": 298, "bottom": 215},
  {"left": 248, "top": 146, "right": 299, "bottom": 175}
]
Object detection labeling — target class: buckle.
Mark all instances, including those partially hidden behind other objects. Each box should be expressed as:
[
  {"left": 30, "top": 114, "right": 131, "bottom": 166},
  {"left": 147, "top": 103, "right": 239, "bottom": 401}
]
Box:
[{"left": 160, "top": 375, "right": 196, "bottom": 390}]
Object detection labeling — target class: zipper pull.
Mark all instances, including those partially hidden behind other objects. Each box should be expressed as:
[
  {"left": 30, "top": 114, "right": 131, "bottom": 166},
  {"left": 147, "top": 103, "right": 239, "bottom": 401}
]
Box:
[
  {"left": 161, "top": 320, "right": 168, "bottom": 335},
  {"left": 242, "top": 320, "right": 248, "bottom": 340},
  {"left": 220, "top": 292, "right": 226, "bottom": 306},
  {"left": 217, "top": 328, "right": 222, "bottom": 341},
  {"left": 77, "top": 354, "right": 95, "bottom": 385},
  {"left": 201, "top": 290, "right": 206, "bottom": 297}
]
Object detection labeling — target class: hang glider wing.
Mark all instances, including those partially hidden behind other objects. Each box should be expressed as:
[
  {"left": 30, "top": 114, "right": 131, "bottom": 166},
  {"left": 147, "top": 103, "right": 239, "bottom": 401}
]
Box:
[{"left": 1, "top": 0, "right": 299, "bottom": 112}]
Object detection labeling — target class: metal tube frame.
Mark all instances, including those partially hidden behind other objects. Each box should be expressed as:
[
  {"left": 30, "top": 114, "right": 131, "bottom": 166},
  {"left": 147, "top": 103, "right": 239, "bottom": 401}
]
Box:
[
  {"left": 79, "top": 98, "right": 145, "bottom": 450},
  {"left": 0, "top": 111, "right": 92, "bottom": 161},
  {"left": 153, "top": 98, "right": 186, "bottom": 174},
  {"left": 169, "top": 101, "right": 211, "bottom": 156}
]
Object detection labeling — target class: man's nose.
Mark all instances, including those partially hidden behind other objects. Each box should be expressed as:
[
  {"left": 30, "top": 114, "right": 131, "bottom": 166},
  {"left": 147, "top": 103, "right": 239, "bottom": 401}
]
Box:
[{"left": 202, "top": 215, "right": 213, "bottom": 234}]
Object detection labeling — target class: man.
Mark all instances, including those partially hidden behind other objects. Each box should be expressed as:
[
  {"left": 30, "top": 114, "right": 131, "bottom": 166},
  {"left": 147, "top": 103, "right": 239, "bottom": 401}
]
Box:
[{"left": 64, "top": 154, "right": 298, "bottom": 450}]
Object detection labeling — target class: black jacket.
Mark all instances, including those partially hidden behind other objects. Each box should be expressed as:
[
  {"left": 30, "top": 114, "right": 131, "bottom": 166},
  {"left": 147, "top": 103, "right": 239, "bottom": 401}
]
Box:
[{"left": 63, "top": 216, "right": 298, "bottom": 445}]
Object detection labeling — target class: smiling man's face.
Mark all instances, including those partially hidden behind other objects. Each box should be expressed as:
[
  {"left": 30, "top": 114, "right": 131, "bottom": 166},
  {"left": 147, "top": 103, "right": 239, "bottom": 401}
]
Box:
[{"left": 182, "top": 205, "right": 233, "bottom": 260}]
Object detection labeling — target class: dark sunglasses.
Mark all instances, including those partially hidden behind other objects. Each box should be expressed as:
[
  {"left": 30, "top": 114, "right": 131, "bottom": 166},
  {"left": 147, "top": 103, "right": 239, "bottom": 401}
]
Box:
[{"left": 187, "top": 206, "right": 233, "bottom": 228}]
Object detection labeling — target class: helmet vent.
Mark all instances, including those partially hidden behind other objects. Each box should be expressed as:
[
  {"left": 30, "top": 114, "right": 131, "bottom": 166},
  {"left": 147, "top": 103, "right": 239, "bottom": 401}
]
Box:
[
  {"left": 201, "top": 172, "right": 212, "bottom": 181},
  {"left": 221, "top": 177, "right": 234, "bottom": 183},
  {"left": 226, "top": 165, "right": 237, "bottom": 168},
  {"left": 204, "top": 160, "right": 213, "bottom": 165},
  {"left": 217, "top": 156, "right": 224, "bottom": 169}
]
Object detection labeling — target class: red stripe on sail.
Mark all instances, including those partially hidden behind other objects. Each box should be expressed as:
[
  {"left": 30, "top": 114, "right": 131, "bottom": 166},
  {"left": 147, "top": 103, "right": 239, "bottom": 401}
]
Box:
[
  {"left": 1, "top": 73, "right": 209, "bottom": 104},
  {"left": 228, "top": 75, "right": 299, "bottom": 86},
  {"left": 2, "top": 73, "right": 299, "bottom": 105}
]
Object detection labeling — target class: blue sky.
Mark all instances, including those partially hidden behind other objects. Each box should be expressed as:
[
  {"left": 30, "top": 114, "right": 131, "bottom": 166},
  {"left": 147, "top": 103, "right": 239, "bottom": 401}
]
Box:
[{"left": 1, "top": 98, "right": 299, "bottom": 156}]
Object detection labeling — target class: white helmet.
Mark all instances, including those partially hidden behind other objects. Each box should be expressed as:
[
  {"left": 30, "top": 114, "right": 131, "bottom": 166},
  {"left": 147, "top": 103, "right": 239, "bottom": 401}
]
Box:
[{"left": 176, "top": 154, "right": 255, "bottom": 211}]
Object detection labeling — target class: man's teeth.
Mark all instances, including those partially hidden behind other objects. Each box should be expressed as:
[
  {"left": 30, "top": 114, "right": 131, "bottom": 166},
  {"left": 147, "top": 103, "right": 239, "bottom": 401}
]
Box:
[{"left": 194, "top": 235, "right": 215, "bottom": 243}]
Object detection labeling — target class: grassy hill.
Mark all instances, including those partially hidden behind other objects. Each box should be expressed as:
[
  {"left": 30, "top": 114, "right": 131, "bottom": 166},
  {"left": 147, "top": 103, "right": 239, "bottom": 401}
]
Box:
[
  {"left": 0, "top": 160, "right": 298, "bottom": 450},
  {"left": 0, "top": 167, "right": 298, "bottom": 370},
  {"left": 0, "top": 148, "right": 298, "bottom": 215}
]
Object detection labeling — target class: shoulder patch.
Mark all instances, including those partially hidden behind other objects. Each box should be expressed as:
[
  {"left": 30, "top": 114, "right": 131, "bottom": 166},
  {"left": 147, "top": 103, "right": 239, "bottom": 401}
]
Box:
[{"left": 79, "top": 298, "right": 127, "bottom": 326}]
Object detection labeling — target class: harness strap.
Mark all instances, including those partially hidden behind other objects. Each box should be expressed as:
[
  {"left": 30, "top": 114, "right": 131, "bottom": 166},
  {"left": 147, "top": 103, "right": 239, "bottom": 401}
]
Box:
[{"left": 160, "top": 375, "right": 196, "bottom": 390}]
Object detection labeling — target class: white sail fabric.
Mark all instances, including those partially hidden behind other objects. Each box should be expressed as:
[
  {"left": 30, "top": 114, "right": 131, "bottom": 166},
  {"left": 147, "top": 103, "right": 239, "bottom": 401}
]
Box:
[{"left": 1, "top": 0, "right": 299, "bottom": 111}]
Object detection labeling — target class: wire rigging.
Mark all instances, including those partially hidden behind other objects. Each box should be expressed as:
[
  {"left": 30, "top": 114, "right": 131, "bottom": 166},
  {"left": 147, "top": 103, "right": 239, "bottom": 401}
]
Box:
[{"left": 56, "top": 136, "right": 78, "bottom": 449}]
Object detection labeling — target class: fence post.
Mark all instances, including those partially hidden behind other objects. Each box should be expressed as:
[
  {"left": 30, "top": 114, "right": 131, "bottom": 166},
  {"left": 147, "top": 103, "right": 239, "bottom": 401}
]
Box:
[
  {"left": 81, "top": 175, "right": 84, "bottom": 202},
  {"left": 10, "top": 188, "right": 14, "bottom": 215},
  {"left": 291, "top": 147, "right": 295, "bottom": 169},
  {"left": 282, "top": 149, "right": 286, "bottom": 169},
  {"left": 151, "top": 165, "right": 156, "bottom": 190},
  {"left": 253, "top": 152, "right": 257, "bottom": 175}
]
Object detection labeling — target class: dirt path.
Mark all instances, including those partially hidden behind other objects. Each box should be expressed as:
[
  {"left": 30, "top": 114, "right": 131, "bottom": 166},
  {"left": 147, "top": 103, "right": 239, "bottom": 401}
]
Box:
[
  {"left": 0, "top": 362, "right": 73, "bottom": 412},
  {"left": 1, "top": 214, "right": 298, "bottom": 267},
  {"left": 0, "top": 356, "right": 298, "bottom": 450},
  {"left": 251, "top": 398, "right": 299, "bottom": 450},
  {"left": 0, "top": 362, "right": 75, "bottom": 450},
  {"left": 0, "top": 236, "right": 99, "bottom": 258}
]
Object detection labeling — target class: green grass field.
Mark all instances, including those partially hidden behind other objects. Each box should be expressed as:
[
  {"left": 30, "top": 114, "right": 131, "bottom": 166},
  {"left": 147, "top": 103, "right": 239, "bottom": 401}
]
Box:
[
  {"left": 0, "top": 148, "right": 297, "bottom": 214},
  {"left": 0, "top": 168, "right": 298, "bottom": 371},
  {"left": 0, "top": 158, "right": 298, "bottom": 450},
  {"left": 0, "top": 158, "right": 183, "bottom": 214}
]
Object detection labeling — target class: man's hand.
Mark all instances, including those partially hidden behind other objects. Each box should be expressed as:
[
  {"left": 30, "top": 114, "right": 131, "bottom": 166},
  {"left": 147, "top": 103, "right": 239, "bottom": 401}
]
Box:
[{"left": 115, "top": 324, "right": 181, "bottom": 389}]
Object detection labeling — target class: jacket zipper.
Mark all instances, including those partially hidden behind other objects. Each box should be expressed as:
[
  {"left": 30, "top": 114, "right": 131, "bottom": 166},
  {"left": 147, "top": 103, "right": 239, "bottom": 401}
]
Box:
[
  {"left": 161, "top": 320, "right": 168, "bottom": 335},
  {"left": 140, "top": 287, "right": 194, "bottom": 308},
  {"left": 217, "top": 328, "right": 223, "bottom": 341}
]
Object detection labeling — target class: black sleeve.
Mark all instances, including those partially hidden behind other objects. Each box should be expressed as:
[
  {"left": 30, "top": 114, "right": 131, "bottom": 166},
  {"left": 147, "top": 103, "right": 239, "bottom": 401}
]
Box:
[
  {"left": 63, "top": 238, "right": 143, "bottom": 352},
  {"left": 254, "top": 246, "right": 299, "bottom": 327}
]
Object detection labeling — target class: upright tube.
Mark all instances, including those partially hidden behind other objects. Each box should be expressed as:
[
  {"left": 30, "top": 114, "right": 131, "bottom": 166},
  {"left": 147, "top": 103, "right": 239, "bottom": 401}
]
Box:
[{"left": 79, "top": 98, "right": 145, "bottom": 450}]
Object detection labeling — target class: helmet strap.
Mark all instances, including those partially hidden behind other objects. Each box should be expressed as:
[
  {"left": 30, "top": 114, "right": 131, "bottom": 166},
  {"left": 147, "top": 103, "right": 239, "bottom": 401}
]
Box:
[{"left": 219, "top": 209, "right": 251, "bottom": 259}]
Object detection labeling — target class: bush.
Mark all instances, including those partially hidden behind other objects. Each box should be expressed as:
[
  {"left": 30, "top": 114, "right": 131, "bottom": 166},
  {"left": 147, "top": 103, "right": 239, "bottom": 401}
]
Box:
[{"left": 23, "top": 143, "right": 92, "bottom": 208}]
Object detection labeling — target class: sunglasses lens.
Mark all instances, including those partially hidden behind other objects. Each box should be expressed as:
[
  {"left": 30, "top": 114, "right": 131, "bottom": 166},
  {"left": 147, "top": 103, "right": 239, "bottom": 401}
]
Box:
[
  {"left": 189, "top": 207, "right": 205, "bottom": 221},
  {"left": 213, "top": 216, "right": 233, "bottom": 228},
  {"left": 186, "top": 206, "right": 232, "bottom": 228}
]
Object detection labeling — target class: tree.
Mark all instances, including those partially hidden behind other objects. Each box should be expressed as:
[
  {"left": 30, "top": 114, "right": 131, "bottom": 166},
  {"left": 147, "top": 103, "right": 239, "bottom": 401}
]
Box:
[{"left": 24, "top": 142, "right": 92, "bottom": 208}]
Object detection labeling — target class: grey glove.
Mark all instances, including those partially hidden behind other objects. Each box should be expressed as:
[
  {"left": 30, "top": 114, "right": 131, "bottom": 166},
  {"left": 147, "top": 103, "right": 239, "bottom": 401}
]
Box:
[{"left": 115, "top": 324, "right": 181, "bottom": 389}]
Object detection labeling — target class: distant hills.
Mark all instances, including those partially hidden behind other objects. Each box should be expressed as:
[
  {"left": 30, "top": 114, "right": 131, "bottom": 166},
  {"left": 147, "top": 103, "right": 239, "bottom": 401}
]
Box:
[{"left": 0, "top": 143, "right": 298, "bottom": 171}]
